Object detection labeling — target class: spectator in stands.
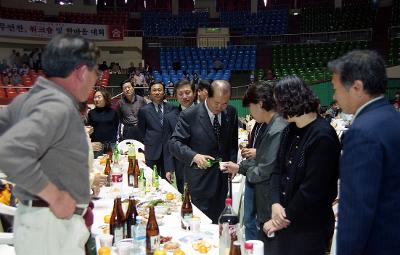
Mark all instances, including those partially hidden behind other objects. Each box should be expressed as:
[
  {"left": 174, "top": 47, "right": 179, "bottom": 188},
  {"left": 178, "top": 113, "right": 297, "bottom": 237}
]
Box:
[
  {"left": 19, "top": 63, "right": 30, "bottom": 76},
  {"left": 138, "top": 81, "right": 178, "bottom": 178},
  {"left": 21, "top": 53, "right": 29, "bottom": 66},
  {"left": 145, "top": 63, "right": 152, "bottom": 74},
  {"left": 137, "top": 62, "right": 144, "bottom": 73},
  {"left": 12, "top": 72, "right": 21, "bottom": 85},
  {"left": 213, "top": 57, "right": 224, "bottom": 72},
  {"left": 14, "top": 52, "right": 22, "bottom": 68},
  {"left": 0, "top": 34, "right": 99, "bottom": 255},
  {"left": 172, "top": 58, "right": 181, "bottom": 72},
  {"left": 329, "top": 50, "right": 400, "bottom": 255},
  {"left": 127, "top": 62, "right": 136, "bottom": 77},
  {"left": 98, "top": 61, "right": 109, "bottom": 71},
  {"left": 117, "top": 80, "right": 147, "bottom": 141},
  {"left": 264, "top": 75, "right": 340, "bottom": 255},
  {"left": 164, "top": 79, "right": 196, "bottom": 192},
  {"left": 197, "top": 79, "right": 211, "bottom": 103},
  {"left": 0, "top": 59, "right": 7, "bottom": 73},
  {"left": 192, "top": 72, "right": 199, "bottom": 86},
  {"left": 132, "top": 69, "right": 147, "bottom": 97},
  {"left": 111, "top": 62, "right": 122, "bottom": 74},
  {"left": 265, "top": 69, "right": 276, "bottom": 81},
  {"left": 222, "top": 82, "right": 287, "bottom": 242},
  {"left": 9, "top": 49, "right": 16, "bottom": 67},
  {"left": 87, "top": 89, "right": 119, "bottom": 158},
  {"left": 3, "top": 72, "right": 12, "bottom": 85},
  {"left": 167, "top": 81, "right": 175, "bottom": 97}
]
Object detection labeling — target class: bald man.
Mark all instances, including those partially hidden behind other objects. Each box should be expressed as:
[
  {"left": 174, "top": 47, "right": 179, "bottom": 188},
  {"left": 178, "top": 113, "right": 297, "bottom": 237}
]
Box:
[{"left": 169, "top": 80, "right": 238, "bottom": 223}]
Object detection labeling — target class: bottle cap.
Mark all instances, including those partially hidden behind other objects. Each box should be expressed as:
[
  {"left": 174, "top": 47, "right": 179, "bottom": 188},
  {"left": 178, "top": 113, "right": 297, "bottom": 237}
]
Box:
[
  {"left": 244, "top": 242, "right": 253, "bottom": 250},
  {"left": 225, "top": 198, "right": 232, "bottom": 205}
]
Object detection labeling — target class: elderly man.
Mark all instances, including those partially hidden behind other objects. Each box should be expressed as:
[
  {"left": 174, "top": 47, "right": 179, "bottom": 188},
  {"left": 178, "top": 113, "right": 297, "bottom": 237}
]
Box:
[
  {"left": 329, "top": 50, "right": 400, "bottom": 255},
  {"left": 169, "top": 80, "right": 238, "bottom": 223},
  {"left": 0, "top": 34, "right": 100, "bottom": 255}
]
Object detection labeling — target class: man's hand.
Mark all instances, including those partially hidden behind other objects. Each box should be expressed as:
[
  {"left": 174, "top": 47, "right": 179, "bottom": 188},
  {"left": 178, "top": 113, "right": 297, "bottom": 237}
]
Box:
[
  {"left": 271, "top": 203, "right": 291, "bottom": 229},
  {"left": 91, "top": 142, "right": 103, "bottom": 152},
  {"left": 193, "top": 154, "right": 215, "bottom": 169},
  {"left": 92, "top": 173, "right": 107, "bottom": 188},
  {"left": 241, "top": 148, "right": 256, "bottom": 159},
  {"left": 38, "top": 182, "right": 77, "bottom": 219},
  {"left": 263, "top": 219, "right": 285, "bottom": 236},
  {"left": 220, "top": 161, "right": 239, "bottom": 175},
  {"left": 85, "top": 126, "right": 94, "bottom": 136},
  {"left": 165, "top": 172, "right": 174, "bottom": 183},
  {"left": 49, "top": 191, "right": 76, "bottom": 219}
]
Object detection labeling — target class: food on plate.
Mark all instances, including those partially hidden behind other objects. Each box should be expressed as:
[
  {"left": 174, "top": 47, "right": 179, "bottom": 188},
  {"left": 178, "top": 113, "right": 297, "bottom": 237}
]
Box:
[
  {"left": 192, "top": 240, "right": 211, "bottom": 253},
  {"left": 166, "top": 192, "right": 175, "bottom": 200},
  {"left": 153, "top": 249, "right": 167, "bottom": 255},
  {"left": 160, "top": 236, "right": 172, "bottom": 244},
  {"left": 173, "top": 249, "right": 185, "bottom": 255},
  {"left": 163, "top": 241, "right": 180, "bottom": 250},
  {"left": 103, "top": 214, "right": 111, "bottom": 224},
  {"left": 98, "top": 246, "right": 111, "bottom": 255}
]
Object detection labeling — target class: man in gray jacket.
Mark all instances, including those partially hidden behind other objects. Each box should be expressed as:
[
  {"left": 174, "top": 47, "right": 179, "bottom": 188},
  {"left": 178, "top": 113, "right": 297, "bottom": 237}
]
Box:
[{"left": 0, "top": 34, "right": 100, "bottom": 255}]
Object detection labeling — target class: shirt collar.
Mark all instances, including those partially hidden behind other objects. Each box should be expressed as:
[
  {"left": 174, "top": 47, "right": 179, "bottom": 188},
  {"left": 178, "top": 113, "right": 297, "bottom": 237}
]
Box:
[
  {"left": 204, "top": 99, "right": 220, "bottom": 124},
  {"left": 352, "top": 95, "right": 384, "bottom": 122}
]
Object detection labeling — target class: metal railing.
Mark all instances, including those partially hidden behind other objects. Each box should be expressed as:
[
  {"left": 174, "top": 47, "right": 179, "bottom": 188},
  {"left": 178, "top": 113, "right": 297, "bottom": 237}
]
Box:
[{"left": 141, "top": 29, "right": 372, "bottom": 48}]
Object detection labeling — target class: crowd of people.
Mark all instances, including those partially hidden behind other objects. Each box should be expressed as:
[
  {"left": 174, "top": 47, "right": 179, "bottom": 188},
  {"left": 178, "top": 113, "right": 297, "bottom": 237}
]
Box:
[{"left": 0, "top": 34, "right": 400, "bottom": 255}]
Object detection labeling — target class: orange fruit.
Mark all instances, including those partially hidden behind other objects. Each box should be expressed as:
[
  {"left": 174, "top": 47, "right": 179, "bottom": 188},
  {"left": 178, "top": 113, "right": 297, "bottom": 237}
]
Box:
[
  {"left": 198, "top": 245, "right": 209, "bottom": 254},
  {"left": 173, "top": 249, "right": 185, "bottom": 255},
  {"left": 98, "top": 246, "right": 111, "bottom": 255},
  {"left": 166, "top": 192, "right": 175, "bottom": 200},
  {"left": 153, "top": 249, "right": 167, "bottom": 255},
  {"left": 103, "top": 214, "right": 111, "bottom": 224}
]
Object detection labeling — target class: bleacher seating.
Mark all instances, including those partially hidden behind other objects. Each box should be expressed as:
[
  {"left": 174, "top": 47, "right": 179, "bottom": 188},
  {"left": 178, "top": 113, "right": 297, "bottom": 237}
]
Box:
[
  {"left": 142, "top": 11, "right": 208, "bottom": 36},
  {"left": 300, "top": 5, "right": 375, "bottom": 33},
  {"left": 272, "top": 41, "right": 369, "bottom": 83},
  {"left": 389, "top": 38, "right": 400, "bottom": 66},
  {"left": 0, "top": 7, "right": 44, "bottom": 21},
  {"left": 392, "top": 0, "right": 400, "bottom": 26},
  {"left": 220, "top": 10, "right": 288, "bottom": 36}
]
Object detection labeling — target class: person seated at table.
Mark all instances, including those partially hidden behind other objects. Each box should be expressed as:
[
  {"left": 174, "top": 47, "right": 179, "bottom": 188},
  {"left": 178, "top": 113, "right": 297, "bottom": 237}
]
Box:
[
  {"left": 138, "top": 81, "right": 178, "bottom": 178},
  {"left": 221, "top": 82, "right": 287, "bottom": 241},
  {"left": 263, "top": 75, "right": 340, "bottom": 255},
  {"left": 87, "top": 89, "right": 119, "bottom": 158}
]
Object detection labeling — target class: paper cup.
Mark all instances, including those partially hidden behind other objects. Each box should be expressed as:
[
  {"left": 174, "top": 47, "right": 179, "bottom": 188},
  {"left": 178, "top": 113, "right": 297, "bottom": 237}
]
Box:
[{"left": 99, "top": 234, "right": 113, "bottom": 247}]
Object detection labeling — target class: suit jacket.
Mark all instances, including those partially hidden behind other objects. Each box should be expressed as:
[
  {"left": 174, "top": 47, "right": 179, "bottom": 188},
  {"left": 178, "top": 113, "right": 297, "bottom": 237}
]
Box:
[
  {"left": 337, "top": 98, "right": 400, "bottom": 255},
  {"left": 138, "top": 102, "right": 178, "bottom": 171},
  {"left": 168, "top": 102, "right": 238, "bottom": 198}
]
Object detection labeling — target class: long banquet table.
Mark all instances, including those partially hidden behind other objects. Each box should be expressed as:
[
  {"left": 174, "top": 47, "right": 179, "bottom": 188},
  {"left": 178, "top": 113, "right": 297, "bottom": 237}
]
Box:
[{"left": 91, "top": 153, "right": 222, "bottom": 255}]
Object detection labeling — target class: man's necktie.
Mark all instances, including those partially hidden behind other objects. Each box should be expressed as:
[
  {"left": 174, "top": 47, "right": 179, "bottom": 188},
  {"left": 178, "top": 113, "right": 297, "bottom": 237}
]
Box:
[
  {"left": 158, "top": 104, "right": 163, "bottom": 126},
  {"left": 213, "top": 114, "right": 221, "bottom": 142}
]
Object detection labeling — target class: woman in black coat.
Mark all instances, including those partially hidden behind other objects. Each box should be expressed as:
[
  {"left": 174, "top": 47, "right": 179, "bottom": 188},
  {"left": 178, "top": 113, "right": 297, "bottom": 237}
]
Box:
[{"left": 263, "top": 75, "right": 341, "bottom": 255}]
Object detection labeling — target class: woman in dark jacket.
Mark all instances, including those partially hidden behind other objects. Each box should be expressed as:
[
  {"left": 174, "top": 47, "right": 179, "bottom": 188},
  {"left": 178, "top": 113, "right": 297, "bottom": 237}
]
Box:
[
  {"left": 87, "top": 89, "right": 119, "bottom": 158},
  {"left": 264, "top": 75, "right": 341, "bottom": 255}
]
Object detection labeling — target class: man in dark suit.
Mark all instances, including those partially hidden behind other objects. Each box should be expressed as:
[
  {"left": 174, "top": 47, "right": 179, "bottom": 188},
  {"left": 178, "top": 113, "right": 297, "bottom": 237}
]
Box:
[
  {"left": 164, "top": 79, "right": 196, "bottom": 193},
  {"left": 138, "top": 81, "right": 178, "bottom": 178},
  {"left": 329, "top": 50, "right": 400, "bottom": 255},
  {"left": 169, "top": 80, "right": 238, "bottom": 223}
]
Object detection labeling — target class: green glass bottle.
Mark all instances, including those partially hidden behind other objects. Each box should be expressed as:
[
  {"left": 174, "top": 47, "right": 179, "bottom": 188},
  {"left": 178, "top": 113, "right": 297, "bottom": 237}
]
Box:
[
  {"left": 206, "top": 158, "right": 222, "bottom": 168},
  {"left": 138, "top": 168, "right": 145, "bottom": 190}
]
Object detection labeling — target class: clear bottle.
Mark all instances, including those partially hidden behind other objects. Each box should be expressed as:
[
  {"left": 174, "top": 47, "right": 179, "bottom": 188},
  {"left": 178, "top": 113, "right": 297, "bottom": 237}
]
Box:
[
  {"left": 244, "top": 242, "right": 254, "bottom": 255},
  {"left": 127, "top": 158, "right": 135, "bottom": 187},
  {"left": 152, "top": 165, "right": 159, "bottom": 190},
  {"left": 128, "top": 143, "right": 136, "bottom": 162},
  {"left": 134, "top": 159, "right": 140, "bottom": 188},
  {"left": 218, "top": 198, "right": 239, "bottom": 240},
  {"left": 113, "top": 144, "right": 119, "bottom": 163},
  {"left": 132, "top": 216, "right": 146, "bottom": 255},
  {"left": 111, "top": 161, "right": 123, "bottom": 191},
  {"left": 219, "top": 222, "right": 230, "bottom": 255}
]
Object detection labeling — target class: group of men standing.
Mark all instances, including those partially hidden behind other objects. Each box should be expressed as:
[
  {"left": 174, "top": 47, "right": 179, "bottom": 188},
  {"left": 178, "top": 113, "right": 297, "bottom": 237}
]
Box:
[{"left": 0, "top": 34, "right": 399, "bottom": 255}]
